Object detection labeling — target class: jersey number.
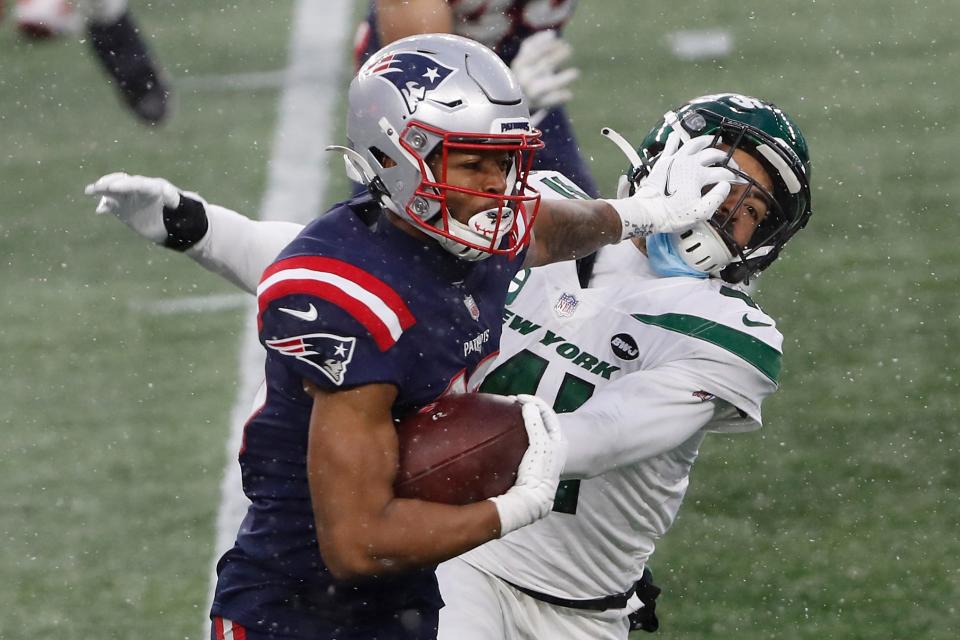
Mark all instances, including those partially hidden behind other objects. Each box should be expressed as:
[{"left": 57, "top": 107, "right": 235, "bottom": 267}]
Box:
[{"left": 479, "top": 348, "right": 594, "bottom": 514}]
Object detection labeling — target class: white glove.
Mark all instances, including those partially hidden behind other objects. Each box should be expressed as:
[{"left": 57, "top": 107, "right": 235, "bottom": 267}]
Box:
[
  {"left": 489, "top": 394, "right": 567, "bottom": 536},
  {"left": 83, "top": 172, "right": 186, "bottom": 244},
  {"left": 603, "top": 131, "right": 744, "bottom": 240},
  {"left": 510, "top": 30, "right": 579, "bottom": 113}
]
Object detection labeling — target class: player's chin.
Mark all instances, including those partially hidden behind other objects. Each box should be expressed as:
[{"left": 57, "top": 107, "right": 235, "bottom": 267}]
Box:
[{"left": 445, "top": 201, "right": 479, "bottom": 223}]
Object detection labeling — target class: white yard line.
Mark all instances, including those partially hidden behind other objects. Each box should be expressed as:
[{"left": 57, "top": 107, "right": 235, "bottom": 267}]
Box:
[
  {"left": 206, "top": 0, "right": 352, "bottom": 619},
  {"left": 131, "top": 293, "right": 248, "bottom": 315}
]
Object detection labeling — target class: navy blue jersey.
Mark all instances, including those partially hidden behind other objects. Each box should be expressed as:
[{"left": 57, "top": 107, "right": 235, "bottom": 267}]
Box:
[{"left": 211, "top": 197, "right": 525, "bottom": 637}]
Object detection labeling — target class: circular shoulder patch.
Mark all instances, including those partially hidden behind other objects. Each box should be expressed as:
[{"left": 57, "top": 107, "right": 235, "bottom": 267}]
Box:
[{"left": 610, "top": 333, "right": 639, "bottom": 361}]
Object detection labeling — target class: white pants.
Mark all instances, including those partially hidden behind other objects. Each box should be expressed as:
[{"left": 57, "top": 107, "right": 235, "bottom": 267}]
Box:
[{"left": 436, "top": 557, "right": 631, "bottom": 640}]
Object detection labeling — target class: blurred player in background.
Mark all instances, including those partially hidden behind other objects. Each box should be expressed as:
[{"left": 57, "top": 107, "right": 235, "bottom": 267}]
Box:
[
  {"left": 356, "top": 0, "right": 598, "bottom": 195},
  {"left": 85, "top": 34, "right": 738, "bottom": 639},
  {"left": 8, "top": 0, "right": 169, "bottom": 123},
  {"left": 87, "top": 90, "right": 810, "bottom": 638}
]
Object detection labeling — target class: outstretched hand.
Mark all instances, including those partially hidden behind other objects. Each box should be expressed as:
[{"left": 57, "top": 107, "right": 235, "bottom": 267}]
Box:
[
  {"left": 604, "top": 131, "right": 744, "bottom": 239},
  {"left": 84, "top": 172, "right": 183, "bottom": 244}
]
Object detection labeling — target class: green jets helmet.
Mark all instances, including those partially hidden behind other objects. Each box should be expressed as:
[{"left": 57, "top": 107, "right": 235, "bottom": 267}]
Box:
[{"left": 634, "top": 93, "right": 812, "bottom": 283}]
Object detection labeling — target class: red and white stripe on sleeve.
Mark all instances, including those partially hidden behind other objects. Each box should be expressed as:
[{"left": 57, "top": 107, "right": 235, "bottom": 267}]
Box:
[
  {"left": 257, "top": 256, "right": 416, "bottom": 351},
  {"left": 212, "top": 617, "right": 247, "bottom": 640}
]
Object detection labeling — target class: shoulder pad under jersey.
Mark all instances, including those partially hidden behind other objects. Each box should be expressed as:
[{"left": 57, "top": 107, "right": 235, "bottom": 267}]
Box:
[{"left": 526, "top": 170, "right": 591, "bottom": 201}]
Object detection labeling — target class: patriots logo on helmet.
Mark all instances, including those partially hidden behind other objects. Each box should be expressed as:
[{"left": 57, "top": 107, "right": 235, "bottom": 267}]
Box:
[
  {"left": 265, "top": 333, "right": 357, "bottom": 386},
  {"left": 364, "top": 51, "right": 455, "bottom": 115}
]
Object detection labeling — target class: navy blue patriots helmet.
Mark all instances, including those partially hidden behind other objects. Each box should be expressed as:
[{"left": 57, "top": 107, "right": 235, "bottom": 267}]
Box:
[{"left": 344, "top": 34, "right": 543, "bottom": 261}]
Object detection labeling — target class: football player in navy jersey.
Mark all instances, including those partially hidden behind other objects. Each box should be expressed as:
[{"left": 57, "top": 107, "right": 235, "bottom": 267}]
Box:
[
  {"left": 86, "top": 34, "right": 739, "bottom": 640},
  {"left": 355, "top": 0, "right": 597, "bottom": 195}
]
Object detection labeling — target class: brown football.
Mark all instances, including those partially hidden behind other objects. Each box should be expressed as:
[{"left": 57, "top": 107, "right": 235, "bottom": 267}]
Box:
[{"left": 394, "top": 393, "right": 528, "bottom": 505}]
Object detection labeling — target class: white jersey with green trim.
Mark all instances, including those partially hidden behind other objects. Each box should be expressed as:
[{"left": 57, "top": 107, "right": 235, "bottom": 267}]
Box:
[{"left": 459, "top": 171, "right": 784, "bottom": 600}]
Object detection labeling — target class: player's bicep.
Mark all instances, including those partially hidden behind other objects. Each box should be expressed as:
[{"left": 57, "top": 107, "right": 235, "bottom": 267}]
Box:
[{"left": 306, "top": 383, "right": 399, "bottom": 561}]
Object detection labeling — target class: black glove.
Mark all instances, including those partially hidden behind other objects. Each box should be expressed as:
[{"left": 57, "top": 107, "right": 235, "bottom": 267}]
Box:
[{"left": 628, "top": 567, "right": 661, "bottom": 633}]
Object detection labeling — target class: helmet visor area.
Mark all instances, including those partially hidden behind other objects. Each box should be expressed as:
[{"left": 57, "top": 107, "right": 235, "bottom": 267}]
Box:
[
  {"left": 707, "top": 133, "right": 784, "bottom": 263},
  {"left": 400, "top": 121, "right": 544, "bottom": 256},
  {"left": 692, "top": 117, "right": 806, "bottom": 273}
]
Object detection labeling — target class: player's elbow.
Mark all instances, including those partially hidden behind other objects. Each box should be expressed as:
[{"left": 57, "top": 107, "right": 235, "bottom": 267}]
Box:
[
  {"left": 560, "top": 450, "right": 606, "bottom": 480},
  {"left": 319, "top": 532, "right": 389, "bottom": 580},
  {"left": 321, "top": 543, "right": 379, "bottom": 580},
  {"left": 324, "top": 557, "right": 376, "bottom": 581}
]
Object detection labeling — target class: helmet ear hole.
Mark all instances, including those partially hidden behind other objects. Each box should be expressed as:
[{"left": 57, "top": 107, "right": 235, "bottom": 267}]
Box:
[{"left": 370, "top": 147, "right": 396, "bottom": 169}]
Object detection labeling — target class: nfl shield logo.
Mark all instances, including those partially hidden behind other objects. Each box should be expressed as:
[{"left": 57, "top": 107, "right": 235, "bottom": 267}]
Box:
[
  {"left": 554, "top": 292, "right": 579, "bottom": 318},
  {"left": 463, "top": 294, "right": 480, "bottom": 321}
]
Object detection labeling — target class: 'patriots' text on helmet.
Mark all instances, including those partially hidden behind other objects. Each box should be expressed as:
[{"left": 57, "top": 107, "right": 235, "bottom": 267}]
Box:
[
  {"left": 634, "top": 93, "right": 812, "bottom": 283},
  {"left": 346, "top": 33, "right": 543, "bottom": 261}
]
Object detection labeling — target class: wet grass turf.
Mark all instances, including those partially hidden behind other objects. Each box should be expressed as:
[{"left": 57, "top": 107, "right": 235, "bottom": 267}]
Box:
[{"left": 2, "top": 1, "right": 957, "bottom": 637}]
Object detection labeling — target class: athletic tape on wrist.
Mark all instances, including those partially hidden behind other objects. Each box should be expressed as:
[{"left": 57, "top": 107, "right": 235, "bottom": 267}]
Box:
[{"left": 162, "top": 195, "right": 209, "bottom": 251}]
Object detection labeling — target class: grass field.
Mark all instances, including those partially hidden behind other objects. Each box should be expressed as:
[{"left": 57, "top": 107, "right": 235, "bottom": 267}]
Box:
[{"left": 2, "top": 1, "right": 958, "bottom": 638}]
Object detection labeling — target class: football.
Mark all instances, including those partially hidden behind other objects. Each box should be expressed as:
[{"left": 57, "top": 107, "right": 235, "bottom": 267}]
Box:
[{"left": 394, "top": 393, "right": 528, "bottom": 505}]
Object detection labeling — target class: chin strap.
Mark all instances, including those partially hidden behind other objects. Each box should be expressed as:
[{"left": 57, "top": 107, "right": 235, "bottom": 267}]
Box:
[
  {"left": 646, "top": 233, "right": 709, "bottom": 279},
  {"left": 428, "top": 206, "right": 517, "bottom": 262}
]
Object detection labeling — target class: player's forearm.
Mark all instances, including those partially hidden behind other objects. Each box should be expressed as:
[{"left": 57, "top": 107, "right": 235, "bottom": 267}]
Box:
[
  {"left": 559, "top": 370, "right": 717, "bottom": 479},
  {"left": 320, "top": 498, "right": 501, "bottom": 579},
  {"left": 186, "top": 206, "right": 302, "bottom": 294},
  {"left": 526, "top": 199, "right": 623, "bottom": 267},
  {"left": 308, "top": 384, "right": 502, "bottom": 579},
  {"left": 375, "top": 0, "right": 453, "bottom": 43}
]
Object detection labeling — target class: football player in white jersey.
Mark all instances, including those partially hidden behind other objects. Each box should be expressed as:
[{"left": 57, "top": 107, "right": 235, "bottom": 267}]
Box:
[
  {"left": 437, "top": 93, "right": 811, "bottom": 638},
  {"left": 84, "top": 93, "right": 811, "bottom": 638}
]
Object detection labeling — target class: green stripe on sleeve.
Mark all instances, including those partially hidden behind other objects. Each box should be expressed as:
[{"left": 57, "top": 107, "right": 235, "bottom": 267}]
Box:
[
  {"left": 719, "top": 285, "right": 759, "bottom": 309},
  {"left": 632, "top": 313, "right": 781, "bottom": 383}
]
